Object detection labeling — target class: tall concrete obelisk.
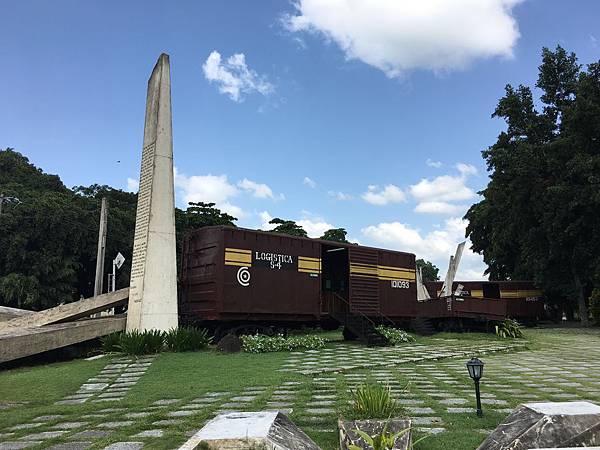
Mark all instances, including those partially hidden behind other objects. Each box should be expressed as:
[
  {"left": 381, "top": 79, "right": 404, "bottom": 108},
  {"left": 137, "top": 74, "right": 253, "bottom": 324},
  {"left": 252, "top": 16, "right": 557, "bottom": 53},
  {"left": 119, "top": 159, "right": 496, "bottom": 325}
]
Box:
[{"left": 127, "top": 54, "right": 178, "bottom": 331}]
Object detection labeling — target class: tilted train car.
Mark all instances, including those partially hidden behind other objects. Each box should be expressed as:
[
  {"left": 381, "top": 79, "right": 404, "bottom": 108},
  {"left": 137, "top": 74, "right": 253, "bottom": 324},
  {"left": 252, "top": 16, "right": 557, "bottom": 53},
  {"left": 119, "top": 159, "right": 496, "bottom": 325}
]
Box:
[
  {"left": 423, "top": 280, "right": 544, "bottom": 325},
  {"left": 180, "top": 226, "right": 543, "bottom": 341}
]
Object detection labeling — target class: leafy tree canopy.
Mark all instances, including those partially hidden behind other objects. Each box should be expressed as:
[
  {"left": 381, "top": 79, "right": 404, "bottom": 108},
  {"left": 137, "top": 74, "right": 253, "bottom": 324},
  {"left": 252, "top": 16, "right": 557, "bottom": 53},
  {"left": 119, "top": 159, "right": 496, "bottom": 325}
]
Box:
[
  {"left": 320, "top": 228, "right": 348, "bottom": 243},
  {"left": 465, "top": 45, "right": 600, "bottom": 325},
  {"left": 416, "top": 259, "right": 440, "bottom": 282},
  {"left": 0, "top": 150, "right": 238, "bottom": 310},
  {"left": 268, "top": 218, "right": 308, "bottom": 237}
]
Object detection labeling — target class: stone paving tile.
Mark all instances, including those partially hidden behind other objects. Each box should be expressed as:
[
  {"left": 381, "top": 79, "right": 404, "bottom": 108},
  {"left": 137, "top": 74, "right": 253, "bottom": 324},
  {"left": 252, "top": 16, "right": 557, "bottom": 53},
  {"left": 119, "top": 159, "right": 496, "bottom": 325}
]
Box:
[
  {"left": 8, "top": 424, "right": 43, "bottom": 431},
  {"left": 17, "top": 431, "right": 66, "bottom": 440},
  {"left": 0, "top": 442, "right": 43, "bottom": 449},
  {"left": 69, "top": 430, "right": 112, "bottom": 439},
  {"left": 32, "top": 415, "right": 65, "bottom": 422},
  {"left": 50, "top": 422, "right": 88, "bottom": 430},
  {"left": 153, "top": 399, "right": 181, "bottom": 406},
  {"left": 47, "top": 443, "right": 92, "bottom": 450},
  {"left": 134, "top": 429, "right": 164, "bottom": 438},
  {"left": 103, "top": 443, "right": 143, "bottom": 450},
  {"left": 152, "top": 419, "right": 182, "bottom": 426},
  {"left": 96, "top": 421, "right": 134, "bottom": 429}
]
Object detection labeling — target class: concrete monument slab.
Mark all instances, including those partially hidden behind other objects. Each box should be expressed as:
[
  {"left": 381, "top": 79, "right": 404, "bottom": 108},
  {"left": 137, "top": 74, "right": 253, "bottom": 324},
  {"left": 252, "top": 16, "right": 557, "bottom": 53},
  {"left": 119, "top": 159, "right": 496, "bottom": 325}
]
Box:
[
  {"left": 477, "top": 401, "right": 600, "bottom": 450},
  {"left": 178, "top": 411, "right": 321, "bottom": 450},
  {"left": 127, "top": 53, "right": 178, "bottom": 332}
]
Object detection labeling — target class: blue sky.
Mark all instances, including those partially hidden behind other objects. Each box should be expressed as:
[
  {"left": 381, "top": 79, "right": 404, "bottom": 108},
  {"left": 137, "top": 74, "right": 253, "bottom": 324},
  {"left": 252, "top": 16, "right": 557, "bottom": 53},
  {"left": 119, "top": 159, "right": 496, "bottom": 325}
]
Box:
[{"left": 2, "top": 0, "right": 599, "bottom": 278}]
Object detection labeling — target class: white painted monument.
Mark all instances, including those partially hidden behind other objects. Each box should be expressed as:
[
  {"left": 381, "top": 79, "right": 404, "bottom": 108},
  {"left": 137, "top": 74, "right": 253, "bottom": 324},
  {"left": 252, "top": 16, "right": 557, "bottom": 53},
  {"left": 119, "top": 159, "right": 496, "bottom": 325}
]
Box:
[{"left": 127, "top": 53, "right": 178, "bottom": 331}]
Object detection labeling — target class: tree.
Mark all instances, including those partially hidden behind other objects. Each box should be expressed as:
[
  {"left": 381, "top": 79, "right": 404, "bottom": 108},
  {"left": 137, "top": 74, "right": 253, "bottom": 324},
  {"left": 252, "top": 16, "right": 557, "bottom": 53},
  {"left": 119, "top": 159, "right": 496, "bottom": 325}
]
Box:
[
  {"left": 465, "top": 46, "right": 600, "bottom": 325},
  {"left": 0, "top": 150, "right": 91, "bottom": 308},
  {"left": 320, "top": 228, "right": 348, "bottom": 243},
  {"left": 416, "top": 259, "right": 440, "bottom": 282},
  {"left": 0, "top": 148, "right": 244, "bottom": 311},
  {"left": 268, "top": 218, "right": 308, "bottom": 237}
]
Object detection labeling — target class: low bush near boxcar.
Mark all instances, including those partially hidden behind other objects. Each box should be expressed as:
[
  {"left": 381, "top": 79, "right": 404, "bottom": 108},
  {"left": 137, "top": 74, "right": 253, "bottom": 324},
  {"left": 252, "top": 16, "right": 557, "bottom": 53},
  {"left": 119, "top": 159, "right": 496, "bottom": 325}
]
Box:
[
  {"left": 240, "top": 333, "right": 326, "bottom": 353},
  {"left": 495, "top": 319, "right": 524, "bottom": 338},
  {"left": 101, "top": 332, "right": 122, "bottom": 353},
  {"left": 118, "top": 329, "right": 165, "bottom": 355},
  {"left": 346, "top": 381, "right": 402, "bottom": 420},
  {"left": 164, "top": 327, "right": 211, "bottom": 352},
  {"left": 375, "top": 325, "right": 415, "bottom": 345}
]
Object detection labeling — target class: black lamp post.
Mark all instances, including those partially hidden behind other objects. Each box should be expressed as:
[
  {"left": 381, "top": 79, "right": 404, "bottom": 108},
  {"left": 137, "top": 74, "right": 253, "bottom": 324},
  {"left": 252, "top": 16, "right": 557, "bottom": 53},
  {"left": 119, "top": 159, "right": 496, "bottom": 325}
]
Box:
[{"left": 466, "top": 357, "right": 484, "bottom": 417}]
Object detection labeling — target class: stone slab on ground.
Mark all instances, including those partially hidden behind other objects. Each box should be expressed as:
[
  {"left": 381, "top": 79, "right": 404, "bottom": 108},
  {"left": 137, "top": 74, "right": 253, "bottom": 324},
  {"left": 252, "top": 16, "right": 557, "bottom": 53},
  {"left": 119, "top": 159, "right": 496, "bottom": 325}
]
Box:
[
  {"left": 477, "top": 401, "right": 600, "bottom": 450},
  {"left": 339, "top": 418, "right": 411, "bottom": 450},
  {"left": 103, "top": 443, "right": 143, "bottom": 450},
  {"left": 178, "top": 411, "right": 321, "bottom": 450},
  {"left": 0, "top": 442, "right": 42, "bottom": 449}
]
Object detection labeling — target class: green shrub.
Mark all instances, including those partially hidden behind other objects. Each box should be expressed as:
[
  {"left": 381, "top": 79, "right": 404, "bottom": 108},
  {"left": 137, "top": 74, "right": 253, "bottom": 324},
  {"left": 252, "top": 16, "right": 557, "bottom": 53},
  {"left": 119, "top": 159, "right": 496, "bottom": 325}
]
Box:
[
  {"left": 495, "top": 319, "right": 524, "bottom": 338},
  {"left": 347, "top": 382, "right": 401, "bottom": 420},
  {"left": 375, "top": 326, "right": 415, "bottom": 346},
  {"left": 240, "top": 333, "right": 326, "bottom": 353},
  {"left": 164, "top": 327, "right": 211, "bottom": 352},
  {"left": 118, "top": 329, "right": 165, "bottom": 355},
  {"left": 101, "top": 332, "right": 122, "bottom": 353}
]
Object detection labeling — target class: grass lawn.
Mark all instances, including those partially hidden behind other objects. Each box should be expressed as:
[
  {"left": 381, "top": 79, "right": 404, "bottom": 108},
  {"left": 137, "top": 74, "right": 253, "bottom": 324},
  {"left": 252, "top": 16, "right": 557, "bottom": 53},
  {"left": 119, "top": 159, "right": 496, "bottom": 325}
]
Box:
[{"left": 1, "top": 327, "right": 599, "bottom": 449}]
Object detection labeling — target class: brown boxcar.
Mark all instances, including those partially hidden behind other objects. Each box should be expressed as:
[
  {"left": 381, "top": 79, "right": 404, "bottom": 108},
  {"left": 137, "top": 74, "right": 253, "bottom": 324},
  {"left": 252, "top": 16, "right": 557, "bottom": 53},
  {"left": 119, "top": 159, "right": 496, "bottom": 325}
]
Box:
[
  {"left": 180, "top": 226, "right": 417, "bottom": 333},
  {"left": 180, "top": 226, "right": 544, "bottom": 338}
]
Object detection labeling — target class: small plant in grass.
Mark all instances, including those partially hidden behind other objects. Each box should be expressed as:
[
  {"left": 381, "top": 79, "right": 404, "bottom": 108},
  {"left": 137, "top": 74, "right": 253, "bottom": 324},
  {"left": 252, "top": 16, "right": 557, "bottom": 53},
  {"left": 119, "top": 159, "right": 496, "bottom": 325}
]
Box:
[
  {"left": 349, "top": 420, "right": 427, "bottom": 450},
  {"left": 375, "top": 325, "right": 415, "bottom": 345},
  {"left": 101, "top": 332, "right": 122, "bottom": 353},
  {"left": 240, "top": 333, "right": 326, "bottom": 353},
  {"left": 349, "top": 422, "right": 409, "bottom": 450},
  {"left": 495, "top": 319, "right": 524, "bottom": 338},
  {"left": 347, "top": 382, "right": 401, "bottom": 420},
  {"left": 164, "top": 327, "right": 211, "bottom": 352},
  {"left": 118, "top": 329, "right": 165, "bottom": 355}
]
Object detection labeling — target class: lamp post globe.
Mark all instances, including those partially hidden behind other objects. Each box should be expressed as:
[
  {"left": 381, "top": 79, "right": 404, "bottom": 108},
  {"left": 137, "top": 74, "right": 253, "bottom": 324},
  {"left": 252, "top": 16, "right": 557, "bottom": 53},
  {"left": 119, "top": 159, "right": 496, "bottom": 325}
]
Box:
[
  {"left": 467, "top": 357, "right": 484, "bottom": 381},
  {"left": 466, "top": 357, "right": 484, "bottom": 417}
]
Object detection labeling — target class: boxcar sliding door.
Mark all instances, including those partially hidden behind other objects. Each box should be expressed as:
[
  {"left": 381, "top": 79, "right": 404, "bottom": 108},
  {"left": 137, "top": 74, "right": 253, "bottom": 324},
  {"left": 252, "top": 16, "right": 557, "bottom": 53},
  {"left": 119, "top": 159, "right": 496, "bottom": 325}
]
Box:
[{"left": 348, "top": 246, "right": 380, "bottom": 316}]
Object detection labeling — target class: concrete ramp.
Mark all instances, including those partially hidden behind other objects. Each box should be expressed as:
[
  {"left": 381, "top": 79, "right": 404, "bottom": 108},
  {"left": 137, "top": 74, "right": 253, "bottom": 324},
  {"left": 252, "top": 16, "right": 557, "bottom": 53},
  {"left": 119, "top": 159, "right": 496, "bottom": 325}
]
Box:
[
  {"left": 0, "top": 288, "right": 129, "bottom": 331},
  {"left": 0, "top": 289, "right": 129, "bottom": 364},
  {"left": 0, "top": 306, "right": 33, "bottom": 322},
  {"left": 0, "top": 316, "right": 126, "bottom": 363}
]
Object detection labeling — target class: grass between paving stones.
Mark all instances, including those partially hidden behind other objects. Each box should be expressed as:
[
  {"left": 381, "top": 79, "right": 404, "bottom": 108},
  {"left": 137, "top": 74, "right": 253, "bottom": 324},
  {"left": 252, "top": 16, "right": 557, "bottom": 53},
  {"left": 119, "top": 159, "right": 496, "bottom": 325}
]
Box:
[{"left": 2, "top": 327, "right": 598, "bottom": 449}]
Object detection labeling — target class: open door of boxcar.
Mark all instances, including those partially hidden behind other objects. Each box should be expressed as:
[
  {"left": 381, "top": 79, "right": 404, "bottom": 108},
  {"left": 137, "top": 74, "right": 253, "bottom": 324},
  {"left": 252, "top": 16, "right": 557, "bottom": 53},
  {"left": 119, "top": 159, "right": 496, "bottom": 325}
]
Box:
[{"left": 348, "top": 246, "right": 381, "bottom": 317}]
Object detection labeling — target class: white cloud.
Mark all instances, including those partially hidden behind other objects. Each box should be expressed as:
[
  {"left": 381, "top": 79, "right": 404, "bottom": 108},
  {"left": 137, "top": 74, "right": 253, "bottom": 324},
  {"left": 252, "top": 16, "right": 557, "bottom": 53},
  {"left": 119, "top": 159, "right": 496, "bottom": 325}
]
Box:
[
  {"left": 174, "top": 170, "right": 243, "bottom": 217},
  {"left": 238, "top": 178, "right": 283, "bottom": 200},
  {"left": 426, "top": 159, "right": 443, "bottom": 168},
  {"left": 259, "top": 211, "right": 277, "bottom": 231},
  {"left": 126, "top": 177, "right": 139, "bottom": 193},
  {"left": 456, "top": 163, "right": 478, "bottom": 176},
  {"left": 328, "top": 190, "right": 353, "bottom": 200},
  {"left": 284, "top": 0, "right": 522, "bottom": 77},
  {"left": 362, "top": 184, "right": 406, "bottom": 205},
  {"left": 297, "top": 218, "right": 334, "bottom": 238},
  {"left": 361, "top": 217, "right": 487, "bottom": 280},
  {"left": 410, "top": 163, "right": 478, "bottom": 215},
  {"left": 414, "top": 201, "right": 466, "bottom": 215},
  {"left": 203, "top": 51, "right": 274, "bottom": 102},
  {"left": 410, "top": 161, "right": 478, "bottom": 205},
  {"left": 303, "top": 177, "right": 317, "bottom": 188}
]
